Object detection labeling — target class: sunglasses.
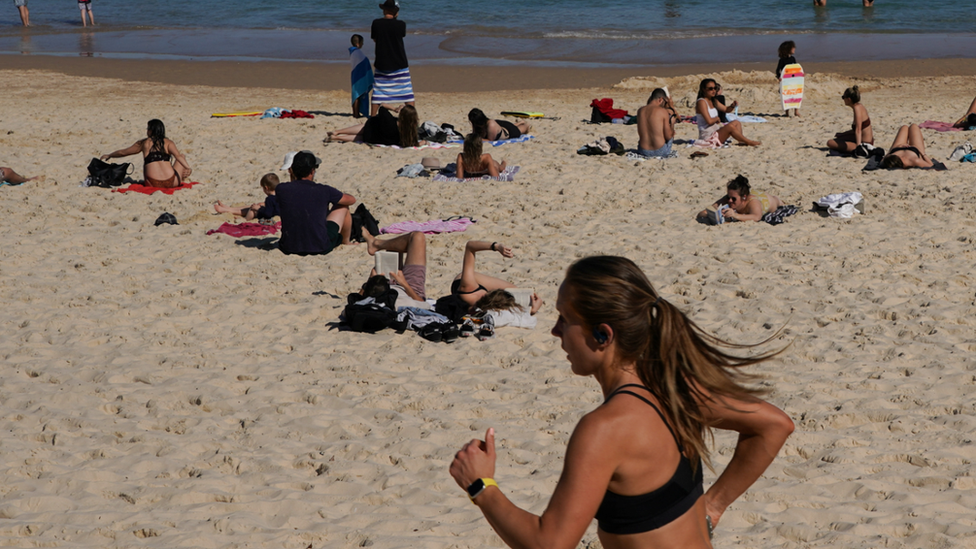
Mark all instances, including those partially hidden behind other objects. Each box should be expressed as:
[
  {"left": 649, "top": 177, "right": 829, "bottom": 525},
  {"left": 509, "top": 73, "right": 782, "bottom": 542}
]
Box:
[{"left": 706, "top": 86, "right": 717, "bottom": 90}]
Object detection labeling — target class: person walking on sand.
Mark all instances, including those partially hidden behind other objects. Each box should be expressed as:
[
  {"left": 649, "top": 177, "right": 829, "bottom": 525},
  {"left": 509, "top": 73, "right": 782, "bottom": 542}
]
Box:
[
  {"left": 78, "top": 0, "right": 94, "bottom": 27},
  {"left": 370, "top": 0, "right": 415, "bottom": 117},
  {"left": 636, "top": 88, "right": 677, "bottom": 158},
  {"left": 450, "top": 255, "right": 793, "bottom": 549},
  {"left": 14, "top": 0, "right": 29, "bottom": 26}
]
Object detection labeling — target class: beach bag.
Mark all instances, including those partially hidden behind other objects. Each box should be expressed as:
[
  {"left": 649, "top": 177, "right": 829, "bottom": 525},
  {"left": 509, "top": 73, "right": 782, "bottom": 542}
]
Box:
[
  {"left": 87, "top": 157, "right": 132, "bottom": 188},
  {"left": 434, "top": 294, "right": 469, "bottom": 323},
  {"left": 350, "top": 203, "right": 380, "bottom": 243},
  {"left": 343, "top": 290, "right": 402, "bottom": 333}
]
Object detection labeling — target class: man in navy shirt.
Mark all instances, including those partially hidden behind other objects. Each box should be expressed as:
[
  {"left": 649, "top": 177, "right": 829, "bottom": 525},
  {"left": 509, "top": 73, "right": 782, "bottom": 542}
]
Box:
[{"left": 275, "top": 152, "right": 356, "bottom": 255}]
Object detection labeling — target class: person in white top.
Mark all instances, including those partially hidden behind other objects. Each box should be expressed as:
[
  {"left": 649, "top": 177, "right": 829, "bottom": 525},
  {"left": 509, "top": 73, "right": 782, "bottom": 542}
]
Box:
[{"left": 695, "top": 79, "right": 761, "bottom": 146}]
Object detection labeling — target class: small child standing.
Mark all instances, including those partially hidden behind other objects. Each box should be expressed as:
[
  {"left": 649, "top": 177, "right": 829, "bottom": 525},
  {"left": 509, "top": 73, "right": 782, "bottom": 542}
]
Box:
[
  {"left": 349, "top": 34, "right": 374, "bottom": 119},
  {"left": 776, "top": 40, "right": 800, "bottom": 118},
  {"left": 79, "top": 0, "right": 95, "bottom": 27},
  {"left": 213, "top": 173, "right": 280, "bottom": 221}
]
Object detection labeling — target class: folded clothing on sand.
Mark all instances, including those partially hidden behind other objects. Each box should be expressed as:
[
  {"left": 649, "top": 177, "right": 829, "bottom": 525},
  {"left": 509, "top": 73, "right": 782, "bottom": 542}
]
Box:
[
  {"left": 761, "top": 205, "right": 799, "bottom": 225},
  {"left": 207, "top": 221, "right": 281, "bottom": 237},
  {"left": 433, "top": 164, "right": 520, "bottom": 183},
  {"left": 113, "top": 182, "right": 199, "bottom": 195}
]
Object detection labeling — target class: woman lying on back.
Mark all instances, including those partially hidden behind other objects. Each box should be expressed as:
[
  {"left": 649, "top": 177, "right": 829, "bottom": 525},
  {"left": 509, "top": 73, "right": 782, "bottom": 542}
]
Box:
[{"left": 451, "top": 255, "right": 793, "bottom": 549}]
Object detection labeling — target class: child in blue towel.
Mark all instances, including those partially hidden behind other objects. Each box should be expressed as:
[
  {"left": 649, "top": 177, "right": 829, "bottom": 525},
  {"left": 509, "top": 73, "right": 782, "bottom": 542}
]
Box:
[{"left": 349, "top": 34, "right": 374, "bottom": 119}]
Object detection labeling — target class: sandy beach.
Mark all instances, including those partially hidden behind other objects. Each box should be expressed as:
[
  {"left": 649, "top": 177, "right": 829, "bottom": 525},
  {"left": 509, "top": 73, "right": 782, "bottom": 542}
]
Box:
[{"left": 1, "top": 60, "right": 976, "bottom": 549}]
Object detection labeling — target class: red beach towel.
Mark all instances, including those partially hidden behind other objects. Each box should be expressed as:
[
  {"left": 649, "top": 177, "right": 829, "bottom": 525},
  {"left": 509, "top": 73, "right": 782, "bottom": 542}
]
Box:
[
  {"left": 280, "top": 110, "right": 314, "bottom": 119},
  {"left": 113, "top": 182, "right": 200, "bottom": 195},
  {"left": 206, "top": 221, "right": 281, "bottom": 237},
  {"left": 590, "top": 98, "right": 629, "bottom": 120}
]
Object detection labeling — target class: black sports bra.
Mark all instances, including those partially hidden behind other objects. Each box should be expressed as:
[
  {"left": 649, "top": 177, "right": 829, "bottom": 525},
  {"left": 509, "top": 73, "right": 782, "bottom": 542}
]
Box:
[{"left": 594, "top": 384, "right": 704, "bottom": 535}]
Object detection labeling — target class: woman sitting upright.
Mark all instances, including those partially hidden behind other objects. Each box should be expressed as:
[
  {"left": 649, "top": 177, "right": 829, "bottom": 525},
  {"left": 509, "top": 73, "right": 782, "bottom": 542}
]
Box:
[
  {"left": 695, "top": 79, "right": 760, "bottom": 146},
  {"left": 457, "top": 133, "right": 505, "bottom": 178},
  {"left": 827, "top": 86, "right": 873, "bottom": 154},
  {"left": 101, "top": 119, "right": 191, "bottom": 188}
]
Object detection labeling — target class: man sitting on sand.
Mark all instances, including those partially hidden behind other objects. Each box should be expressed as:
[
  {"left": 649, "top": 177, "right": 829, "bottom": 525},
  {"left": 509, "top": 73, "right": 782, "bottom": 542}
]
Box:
[
  {"left": 636, "top": 88, "right": 677, "bottom": 158},
  {"left": 360, "top": 229, "right": 429, "bottom": 309},
  {"left": 275, "top": 151, "right": 357, "bottom": 255}
]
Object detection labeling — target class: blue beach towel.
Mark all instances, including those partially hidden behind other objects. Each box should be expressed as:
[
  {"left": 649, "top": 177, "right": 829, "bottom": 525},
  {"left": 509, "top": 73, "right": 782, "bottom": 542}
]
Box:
[
  {"left": 349, "top": 46, "right": 374, "bottom": 118},
  {"left": 448, "top": 134, "right": 535, "bottom": 147}
]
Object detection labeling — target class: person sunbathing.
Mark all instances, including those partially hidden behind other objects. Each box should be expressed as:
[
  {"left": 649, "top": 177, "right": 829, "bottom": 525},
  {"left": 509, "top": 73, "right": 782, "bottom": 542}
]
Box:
[
  {"left": 0, "top": 166, "right": 41, "bottom": 185},
  {"left": 695, "top": 79, "right": 760, "bottom": 146},
  {"left": 451, "top": 239, "right": 541, "bottom": 315},
  {"left": 697, "top": 175, "right": 783, "bottom": 223},
  {"left": 456, "top": 133, "right": 505, "bottom": 178},
  {"left": 880, "top": 124, "right": 935, "bottom": 169},
  {"left": 360, "top": 229, "right": 430, "bottom": 309},
  {"left": 468, "top": 108, "right": 531, "bottom": 141},
  {"left": 326, "top": 104, "right": 422, "bottom": 147},
  {"left": 214, "top": 173, "right": 280, "bottom": 221},
  {"left": 953, "top": 96, "right": 976, "bottom": 128},
  {"left": 827, "top": 86, "right": 873, "bottom": 154},
  {"left": 101, "top": 119, "right": 191, "bottom": 188}
]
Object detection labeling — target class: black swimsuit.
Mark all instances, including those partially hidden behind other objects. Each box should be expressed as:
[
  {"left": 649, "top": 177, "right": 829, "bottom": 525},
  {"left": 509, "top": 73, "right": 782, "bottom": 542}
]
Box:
[
  {"left": 451, "top": 279, "right": 487, "bottom": 296},
  {"left": 889, "top": 146, "right": 922, "bottom": 158},
  {"left": 594, "top": 384, "right": 704, "bottom": 535},
  {"left": 494, "top": 119, "right": 521, "bottom": 140}
]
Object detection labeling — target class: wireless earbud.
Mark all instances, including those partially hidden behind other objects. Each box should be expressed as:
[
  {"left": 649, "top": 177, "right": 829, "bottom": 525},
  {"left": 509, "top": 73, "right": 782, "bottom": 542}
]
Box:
[{"left": 593, "top": 327, "right": 609, "bottom": 344}]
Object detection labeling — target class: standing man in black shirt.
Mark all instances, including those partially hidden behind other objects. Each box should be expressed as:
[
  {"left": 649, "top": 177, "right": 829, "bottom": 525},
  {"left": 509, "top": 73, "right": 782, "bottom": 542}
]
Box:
[{"left": 370, "top": 0, "right": 415, "bottom": 117}]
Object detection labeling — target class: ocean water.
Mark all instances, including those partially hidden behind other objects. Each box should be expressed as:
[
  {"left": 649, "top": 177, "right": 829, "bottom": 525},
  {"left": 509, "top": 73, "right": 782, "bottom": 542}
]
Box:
[{"left": 2, "top": 0, "right": 975, "bottom": 65}]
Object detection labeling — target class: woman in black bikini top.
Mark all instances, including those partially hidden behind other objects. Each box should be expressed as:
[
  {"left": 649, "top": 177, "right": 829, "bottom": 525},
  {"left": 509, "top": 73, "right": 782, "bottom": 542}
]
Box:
[
  {"left": 467, "top": 108, "right": 531, "bottom": 142},
  {"left": 450, "top": 239, "right": 521, "bottom": 312},
  {"left": 451, "top": 256, "right": 793, "bottom": 549},
  {"left": 881, "top": 123, "right": 935, "bottom": 169},
  {"left": 456, "top": 133, "right": 506, "bottom": 178},
  {"left": 100, "top": 118, "right": 192, "bottom": 188}
]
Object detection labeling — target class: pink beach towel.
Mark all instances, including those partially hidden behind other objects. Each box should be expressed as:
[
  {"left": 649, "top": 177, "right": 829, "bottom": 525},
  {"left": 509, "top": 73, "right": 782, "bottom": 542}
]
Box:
[
  {"left": 380, "top": 217, "right": 475, "bottom": 235},
  {"left": 207, "top": 221, "right": 281, "bottom": 237},
  {"left": 693, "top": 134, "right": 727, "bottom": 149},
  {"left": 113, "top": 182, "right": 200, "bottom": 195},
  {"left": 919, "top": 121, "right": 962, "bottom": 132}
]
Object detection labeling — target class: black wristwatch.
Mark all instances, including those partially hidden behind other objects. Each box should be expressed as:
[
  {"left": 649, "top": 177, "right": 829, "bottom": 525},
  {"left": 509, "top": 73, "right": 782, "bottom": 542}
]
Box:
[{"left": 466, "top": 478, "right": 498, "bottom": 501}]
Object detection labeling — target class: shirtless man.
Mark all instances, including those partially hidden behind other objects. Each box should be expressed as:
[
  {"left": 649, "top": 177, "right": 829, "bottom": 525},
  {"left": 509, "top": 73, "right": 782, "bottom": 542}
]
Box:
[{"left": 636, "top": 88, "right": 677, "bottom": 158}]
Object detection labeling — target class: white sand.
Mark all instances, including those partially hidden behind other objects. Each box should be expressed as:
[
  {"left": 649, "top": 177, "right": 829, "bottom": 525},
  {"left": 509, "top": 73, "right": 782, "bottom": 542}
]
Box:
[{"left": 1, "top": 69, "right": 975, "bottom": 548}]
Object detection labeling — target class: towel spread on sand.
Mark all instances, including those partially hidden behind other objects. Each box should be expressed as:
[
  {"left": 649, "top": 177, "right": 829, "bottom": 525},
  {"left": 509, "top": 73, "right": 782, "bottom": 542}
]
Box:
[
  {"left": 447, "top": 134, "right": 535, "bottom": 147},
  {"left": 370, "top": 142, "right": 460, "bottom": 150},
  {"left": 113, "top": 182, "right": 199, "bottom": 195},
  {"left": 349, "top": 46, "right": 374, "bottom": 118},
  {"left": 207, "top": 221, "right": 281, "bottom": 237},
  {"left": 919, "top": 121, "right": 962, "bottom": 132},
  {"left": 380, "top": 217, "right": 475, "bottom": 235},
  {"left": 433, "top": 165, "right": 520, "bottom": 183},
  {"left": 762, "top": 205, "right": 799, "bottom": 225},
  {"left": 690, "top": 134, "right": 729, "bottom": 149},
  {"left": 725, "top": 113, "right": 768, "bottom": 123}
]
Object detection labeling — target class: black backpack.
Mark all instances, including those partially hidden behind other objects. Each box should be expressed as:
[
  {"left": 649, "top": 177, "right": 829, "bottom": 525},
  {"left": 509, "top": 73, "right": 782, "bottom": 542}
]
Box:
[
  {"left": 87, "top": 157, "right": 133, "bottom": 187},
  {"left": 434, "top": 294, "right": 469, "bottom": 323},
  {"left": 343, "top": 290, "right": 404, "bottom": 333},
  {"left": 350, "top": 204, "right": 380, "bottom": 243}
]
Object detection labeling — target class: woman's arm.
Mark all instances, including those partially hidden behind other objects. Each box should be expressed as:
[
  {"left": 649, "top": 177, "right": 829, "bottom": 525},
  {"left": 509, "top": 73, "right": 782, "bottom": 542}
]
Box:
[
  {"left": 101, "top": 140, "right": 143, "bottom": 161},
  {"left": 485, "top": 154, "right": 500, "bottom": 178},
  {"left": 954, "top": 96, "right": 976, "bottom": 126},
  {"left": 696, "top": 100, "right": 720, "bottom": 125},
  {"left": 166, "top": 140, "right": 192, "bottom": 179},
  {"left": 699, "top": 394, "right": 794, "bottom": 526},
  {"left": 458, "top": 241, "right": 513, "bottom": 292},
  {"left": 451, "top": 415, "right": 618, "bottom": 549},
  {"left": 725, "top": 199, "right": 764, "bottom": 222},
  {"left": 456, "top": 153, "right": 465, "bottom": 179}
]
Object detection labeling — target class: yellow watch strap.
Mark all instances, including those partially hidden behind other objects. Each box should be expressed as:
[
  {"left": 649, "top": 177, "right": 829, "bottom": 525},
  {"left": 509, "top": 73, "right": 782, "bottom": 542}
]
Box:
[{"left": 469, "top": 478, "right": 498, "bottom": 503}]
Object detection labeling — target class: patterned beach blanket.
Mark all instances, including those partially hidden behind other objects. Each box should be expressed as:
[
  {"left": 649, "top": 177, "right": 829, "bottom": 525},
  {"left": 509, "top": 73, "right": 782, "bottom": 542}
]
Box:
[
  {"left": 380, "top": 217, "right": 475, "bottom": 235},
  {"left": 447, "top": 134, "right": 535, "bottom": 147},
  {"left": 433, "top": 165, "right": 520, "bottom": 183}
]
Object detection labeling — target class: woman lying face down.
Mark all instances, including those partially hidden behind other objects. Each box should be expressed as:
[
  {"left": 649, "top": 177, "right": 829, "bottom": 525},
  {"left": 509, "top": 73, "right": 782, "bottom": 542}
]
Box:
[{"left": 697, "top": 175, "right": 783, "bottom": 223}]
